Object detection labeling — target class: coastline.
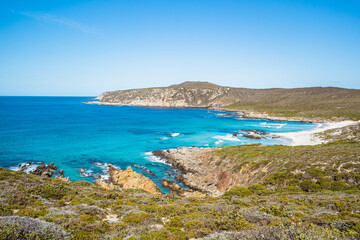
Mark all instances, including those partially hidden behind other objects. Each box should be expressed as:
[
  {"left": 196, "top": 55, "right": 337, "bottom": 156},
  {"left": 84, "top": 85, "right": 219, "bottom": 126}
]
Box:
[
  {"left": 87, "top": 100, "right": 360, "bottom": 146},
  {"left": 277, "top": 120, "right": 359, "bottom": 146}
]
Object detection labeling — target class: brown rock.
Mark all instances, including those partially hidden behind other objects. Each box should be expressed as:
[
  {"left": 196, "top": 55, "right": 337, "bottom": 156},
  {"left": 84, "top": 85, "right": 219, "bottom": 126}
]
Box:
[
  {"left": 244, "top": 133, "right": 262, "bottom": 139},
  {"left": 48, "top": 162, "right": 57, "bottom": 171},
  {"left": 31, "top": 163, "right": 47, "bottom": 176},
  {"left": 162, "top": 179, "right": 183, "bottom": 195},
  {"left": 58, "top": 169, "right": 64, "bottom": 176},
  {"left": 216, "top": 172, "right": 232, "bottom": 192},
  {"left": 41, "top": 169, "right": 53, "bottom": 178},
  {"left": 95, "top": 179, "right": 116, "bottom": 190},
  {"left": 109, "top": 166, "right": 161, "bottom": 194}
]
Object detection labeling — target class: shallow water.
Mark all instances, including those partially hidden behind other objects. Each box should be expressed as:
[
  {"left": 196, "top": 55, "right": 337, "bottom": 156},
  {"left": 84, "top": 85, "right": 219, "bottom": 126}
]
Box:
[{"left": 0, "top": 97, "right": 316, "bottom": 192}]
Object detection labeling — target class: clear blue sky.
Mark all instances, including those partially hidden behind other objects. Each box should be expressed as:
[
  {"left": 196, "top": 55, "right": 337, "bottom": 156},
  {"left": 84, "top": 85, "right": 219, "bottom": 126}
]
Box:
[{"left": 0, "top": 0, "right": 359, "bottom": 96}]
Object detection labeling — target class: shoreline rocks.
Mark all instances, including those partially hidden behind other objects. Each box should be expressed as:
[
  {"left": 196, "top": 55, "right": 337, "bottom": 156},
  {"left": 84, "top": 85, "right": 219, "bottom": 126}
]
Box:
[
  {"left": 108, "top": 166, "right": 161, "bottom": 194},
  {"left": 153, "top": 146, "right": 270, "bottom": 197},
  {"left": 30, "top": 162, "right": 63, "bottom": 179}
]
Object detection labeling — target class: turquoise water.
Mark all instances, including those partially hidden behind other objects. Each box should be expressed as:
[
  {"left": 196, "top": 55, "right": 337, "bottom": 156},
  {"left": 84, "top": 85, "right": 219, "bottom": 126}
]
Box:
[{"left": 0, "top": 97, "right": 316, "bottom": 191}]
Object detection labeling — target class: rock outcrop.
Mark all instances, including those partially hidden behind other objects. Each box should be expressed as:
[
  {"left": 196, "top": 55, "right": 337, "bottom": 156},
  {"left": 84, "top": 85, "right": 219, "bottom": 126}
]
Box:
[
  {"left": 109, "top": 166, "right": 161, "bottom": 194},
  {"left": 153, "top": 147, "right": 266, "bottom": 197},
  {"left": 95, "top": 179, "right": 116, "bottom": 190},
  {"left": 161, "top": 179, "right": 205, "bottom": 197},
  {"left": 30, "top": 162, "right": 61, "bottom": 178}
]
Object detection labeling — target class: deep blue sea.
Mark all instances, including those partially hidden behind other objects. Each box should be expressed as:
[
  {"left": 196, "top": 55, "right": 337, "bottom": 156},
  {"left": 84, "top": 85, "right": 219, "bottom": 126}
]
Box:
[{"left": 0, "top": 97, "right": 316, "bottom": 192}]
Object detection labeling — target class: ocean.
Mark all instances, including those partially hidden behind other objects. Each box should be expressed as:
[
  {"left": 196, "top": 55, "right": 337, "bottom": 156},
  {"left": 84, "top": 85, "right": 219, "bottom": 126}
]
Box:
[{"left": 0, "top": 96, "right": 316, "bottom": 192}]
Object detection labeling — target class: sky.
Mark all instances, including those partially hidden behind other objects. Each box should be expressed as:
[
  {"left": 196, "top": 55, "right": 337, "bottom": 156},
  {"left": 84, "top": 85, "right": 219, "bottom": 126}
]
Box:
[{"left": 0, "top": 0, "right": 359, "bottom": 96}]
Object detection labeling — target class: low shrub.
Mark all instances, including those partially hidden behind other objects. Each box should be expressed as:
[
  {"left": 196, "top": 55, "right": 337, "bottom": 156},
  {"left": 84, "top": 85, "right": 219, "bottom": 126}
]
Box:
[
  {"left": 331, "top": 181, "right": 349, "bottom": 191},
  {"left": 223, "top": 186, "right": 252, "bottom": 197},
  {"left": 300, "top": 180, "right": 321, "bottom": 192},
  {"left": 166, "top": 215, "right": 182, "bottom": 228},
  {"left": 123, "top": 212, "right": 148, "bottom": 225},
  {"left": 40, "top": 182, "right": 76, "bottom": 200},
  {"left": 184, "top": 220, "right": 204, "bottom": 229}
]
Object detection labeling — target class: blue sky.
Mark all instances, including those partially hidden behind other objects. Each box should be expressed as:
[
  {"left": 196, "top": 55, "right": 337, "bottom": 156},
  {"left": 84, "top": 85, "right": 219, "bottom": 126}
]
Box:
[{"left": 0, "top": 0, "right": 359, "bottom": 96}]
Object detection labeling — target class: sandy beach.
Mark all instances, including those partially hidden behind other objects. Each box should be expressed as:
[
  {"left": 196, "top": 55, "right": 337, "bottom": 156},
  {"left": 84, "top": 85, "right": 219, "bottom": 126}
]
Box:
[{"left": 278, "top": 120, "right": 359, "bottom": 146}]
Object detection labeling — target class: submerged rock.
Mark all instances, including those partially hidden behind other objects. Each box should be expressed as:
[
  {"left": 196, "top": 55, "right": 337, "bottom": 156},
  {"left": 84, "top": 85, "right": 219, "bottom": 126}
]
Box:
[
  {"left": 244, "top": 133, "right": 262, "bottom": 139},
  {"left": 109, "top": 166, "right": 161, "bottom": 194}
]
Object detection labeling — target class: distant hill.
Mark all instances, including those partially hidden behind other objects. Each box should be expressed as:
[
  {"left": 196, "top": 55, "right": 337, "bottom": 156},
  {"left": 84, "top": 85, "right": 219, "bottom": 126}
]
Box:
[
  {"left": 96, "top": 82, "right": 360, "bottom": 120},
  {"left": 169, "top": 81, "right": 221, "bottom": 89}
]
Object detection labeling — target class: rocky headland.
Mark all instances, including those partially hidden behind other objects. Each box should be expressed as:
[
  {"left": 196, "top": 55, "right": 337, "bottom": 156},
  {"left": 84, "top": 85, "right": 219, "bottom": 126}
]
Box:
[
  {"left": 153, "top": 147, "right": 261, "bottom": 197},
  {"left": 89, "top": 81, "right": 360, "bottom": 122}
]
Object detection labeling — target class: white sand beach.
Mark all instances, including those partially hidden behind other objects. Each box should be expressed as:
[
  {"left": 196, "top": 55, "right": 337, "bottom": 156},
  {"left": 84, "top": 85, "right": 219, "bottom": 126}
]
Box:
[{"left": 278, "top": 120, "right": 359, "bottom": 146}]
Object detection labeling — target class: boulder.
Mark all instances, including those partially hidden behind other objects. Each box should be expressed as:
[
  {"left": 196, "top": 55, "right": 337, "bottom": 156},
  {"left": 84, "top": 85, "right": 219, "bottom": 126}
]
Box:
[
  {"left": 58, "top": 169, "right": 64, "bottom": 176},
  {"left": 95, "top": 179, "right": 116, "bottom": 190},
  {"left": 31, "top": 163, "right": 48, "bottom": 176},
  {"left": 162, "top": 179, "right": 182, "bottom": 194},
  {"left": 41, "top": 169, "right": 53, "bottom": 178},
  {"left": 109, "top": 166, "right": 161, "bottom": 194},
  {"left": 47, "top": 162, "right": 57, "bottom": 171}
]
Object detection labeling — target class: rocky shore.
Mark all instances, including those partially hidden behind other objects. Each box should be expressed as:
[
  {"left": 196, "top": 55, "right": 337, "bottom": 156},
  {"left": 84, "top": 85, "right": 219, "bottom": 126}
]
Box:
[{"left": 153, "top": 147, "right": 260, "bottom": 197}]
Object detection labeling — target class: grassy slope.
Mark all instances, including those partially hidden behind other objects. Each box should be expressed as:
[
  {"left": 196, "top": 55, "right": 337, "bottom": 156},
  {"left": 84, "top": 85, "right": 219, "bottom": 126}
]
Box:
[
  {"left": 225, "top": 87, "right": 360, "bottom": 120},
  {"left": 1, "top": 167, "right": 360, "bottom": 239},
  {"left": 101, "top": 82, "right": 360, "bottom": 120}
]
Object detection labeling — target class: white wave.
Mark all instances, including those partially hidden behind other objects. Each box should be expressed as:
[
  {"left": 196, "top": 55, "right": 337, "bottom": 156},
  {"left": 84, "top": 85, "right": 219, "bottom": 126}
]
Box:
[
  {"left": 92, "top": 162, "right": 120, "bottom": 181},
  {"left": 212, "top": 134, "right": 241, "bottom": 142},
  {"left": 215, "top": 140, "right": 223, "bottom": 145},
  {"left": 10, "top": 162, "right": 40, "bottom": 174},
  {"left": 260, "top": 123, "right": 287, "bottom": 129},
  {"left": 144, "top": 152, "right": 169, "bottom": 165},
  {"left": 160, "top": 137, "right": 169, "bottom": 140},
  {"left": 170, "top": 133, "right": 180, "bottom": 137}
]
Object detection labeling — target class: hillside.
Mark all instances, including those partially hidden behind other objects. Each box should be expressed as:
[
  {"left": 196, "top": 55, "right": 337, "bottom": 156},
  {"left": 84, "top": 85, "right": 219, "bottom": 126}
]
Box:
[
  {"left": 95, "top": 82, "right": 360, "bottom": 121},
  {"left": 1, "top": 125, "right": 360, "bottom": 239}
]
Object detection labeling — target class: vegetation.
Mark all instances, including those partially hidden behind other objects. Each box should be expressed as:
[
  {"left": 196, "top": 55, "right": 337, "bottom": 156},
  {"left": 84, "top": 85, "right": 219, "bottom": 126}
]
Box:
[
  {"left": 99, "top": 82, "right": 360, "bottom": 120},
  {"left": 0, "top": 164, "right": 359, "bottom": 239},
  {"left": 1, "top": 123, "right": 359, "bottom": 239}
]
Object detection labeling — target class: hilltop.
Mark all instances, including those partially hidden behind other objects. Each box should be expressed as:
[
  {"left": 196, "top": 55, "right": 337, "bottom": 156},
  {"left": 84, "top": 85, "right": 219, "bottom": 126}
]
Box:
[{"left": 93, "top": 82, "right": 360, "bottom": 121}]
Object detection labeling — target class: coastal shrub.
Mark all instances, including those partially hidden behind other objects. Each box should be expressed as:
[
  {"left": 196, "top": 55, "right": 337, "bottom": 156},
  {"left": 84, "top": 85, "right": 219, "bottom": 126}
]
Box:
[
  {"left": 308, "top": 168, "right": 325, "bottom": 179},
  {"left": 260, "top": 204, "right": 289, "bottom": 217},
  {"left": 16, "top": 208, "right": 46, "bottom": 218},
  {"left": 0, "top": 204, "right": 11, "bottom": 216},
  {"left": 284, "top": 186, "right": 303, "bottom": 193},
  {"left": 79, "top": 214, "right": 97, "bottom": 224},
  {"left": 184, "top": 220, "right": 204, "bottom": 229},
  {"left": 317, "top": 178, "right": 332, "bottom": 189},
  {"left": 300, "top": 180, "right": 321, "bottom": 192},
  {"left": 214, "top": 209, "right": 250, "bottom": 231},
  {"left": 7, "top": 192, "right": 33, "bottom": 207},
  {"left": 140, "top": 230, "right": 172, "bottom": 240},
  {"left": 40, "top": 182, "right": 76, "bottom": 200},
  {"left": 166, "top": 215, "right": 182, "bottom": 228},
  {"left": 249, "top": 184, "right": 268, "bottom": 194},
  {"left": 331, "top": 181, "right": 349, "bottom": 191},
  {"left": 123, "top": 212, "right": 148, "bottom": 225},
  {"left": 223, "top": 186, "right": 252, "bottom": 197},
  {"left": 0, "top": 216, "right": 69, "bottom": 239}
]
